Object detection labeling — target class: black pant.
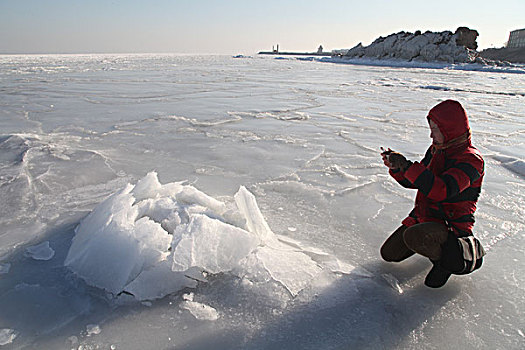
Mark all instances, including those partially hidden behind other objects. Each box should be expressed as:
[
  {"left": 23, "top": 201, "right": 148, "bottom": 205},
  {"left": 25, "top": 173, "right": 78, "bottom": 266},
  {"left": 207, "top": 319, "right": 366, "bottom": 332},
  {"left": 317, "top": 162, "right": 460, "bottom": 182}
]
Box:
[{"left": 381, "top": 223, "right": 449, "bottom": 262}]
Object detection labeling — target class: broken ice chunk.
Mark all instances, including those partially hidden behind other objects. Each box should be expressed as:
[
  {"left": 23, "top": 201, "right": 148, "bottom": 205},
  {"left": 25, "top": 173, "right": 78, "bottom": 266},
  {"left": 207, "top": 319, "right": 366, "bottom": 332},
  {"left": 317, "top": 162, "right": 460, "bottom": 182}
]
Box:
[
  {"left": 234, "top": 186, "right": 276, "bottom": 243},
  {"left": 24, "top": 241, "right": 55, "bottom": 261},
  {"left": 0, "top": 328, "right": 17, "bottom": 346},
  {"left": 68, "top": 336, "right": 78, "bottom": 344},
  {"left": 135, "top": 197, "right": 179, "bottom": 225},
  {"left": 381, "top": 273, "right": 404, "bottom": 294},
  {"left": 180, "top": 299, "right": 219, "bottom": 321},
  {"left": 124, "top": 260, "right": 197, "bottom": 300},
  {"left": 65, "top": 178, "right": 172, "bottom": 295},
  {"left": 86, "top": 324, "right": 101, "bottom": 336},
  {"left": 66, "top": 218, "right": 147, "bottom": 294},
  {"left": 246, "top": 245, "right": 323, "bottom": 297},
  {"left": 182, "top": 292, "right": 194, "bottom": 301},
  {"left": 131, "top": 171, "right": 162, "bottom": 202},
  {"left": 176, "top": 186, "right": 227, "bottom": 215},
  {"left": 64, "top": 171, "right": 359, "bottom": 303},
  {"left": 172, "top": 214, "right": 259, "bottom": 273}
]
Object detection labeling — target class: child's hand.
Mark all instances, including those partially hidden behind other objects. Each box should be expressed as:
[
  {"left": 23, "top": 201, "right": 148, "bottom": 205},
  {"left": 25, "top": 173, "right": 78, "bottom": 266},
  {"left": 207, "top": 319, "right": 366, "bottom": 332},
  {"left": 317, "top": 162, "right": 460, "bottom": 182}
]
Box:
[
  {"left": 381, "top": 148, "right": 411, "bottom": 171},
  {"left": 388, "top": 152, "right": 411, "bottom": 171}
]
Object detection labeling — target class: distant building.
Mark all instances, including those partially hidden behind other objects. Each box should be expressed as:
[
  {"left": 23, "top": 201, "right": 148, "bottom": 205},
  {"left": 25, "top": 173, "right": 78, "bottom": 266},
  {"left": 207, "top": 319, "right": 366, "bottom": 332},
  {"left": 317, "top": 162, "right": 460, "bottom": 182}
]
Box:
[
  {"left": 507, "top": 29, "right": 525, "bottom": 48},
  {"left": 317, "top": 45, "right": 323, "bottom": 54}
]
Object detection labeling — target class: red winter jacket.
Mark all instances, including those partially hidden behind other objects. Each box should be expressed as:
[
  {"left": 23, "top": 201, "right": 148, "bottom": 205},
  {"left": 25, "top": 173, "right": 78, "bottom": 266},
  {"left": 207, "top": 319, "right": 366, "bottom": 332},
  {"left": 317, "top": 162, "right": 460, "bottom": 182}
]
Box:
[{"left": 390, "top": 100, "right": 484, "bottom": 237}]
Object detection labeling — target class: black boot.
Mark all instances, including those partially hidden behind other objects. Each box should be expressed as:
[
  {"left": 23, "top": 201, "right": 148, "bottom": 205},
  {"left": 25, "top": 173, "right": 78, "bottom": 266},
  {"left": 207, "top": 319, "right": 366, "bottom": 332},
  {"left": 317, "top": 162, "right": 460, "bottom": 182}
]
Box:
[{"left": 424, "top": 260, "right": 452, "bottom": 288}]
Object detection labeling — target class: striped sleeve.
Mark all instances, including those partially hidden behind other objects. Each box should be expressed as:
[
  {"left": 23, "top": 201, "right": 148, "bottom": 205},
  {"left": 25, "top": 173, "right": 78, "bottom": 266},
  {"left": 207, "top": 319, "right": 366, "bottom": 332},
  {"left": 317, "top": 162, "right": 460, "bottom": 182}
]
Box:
[
  {"left": 389, "top": 168, "right": 415, "bottom": 188},
  {"left": 403, "top": 154, "right": 483, "bottom": 202}
]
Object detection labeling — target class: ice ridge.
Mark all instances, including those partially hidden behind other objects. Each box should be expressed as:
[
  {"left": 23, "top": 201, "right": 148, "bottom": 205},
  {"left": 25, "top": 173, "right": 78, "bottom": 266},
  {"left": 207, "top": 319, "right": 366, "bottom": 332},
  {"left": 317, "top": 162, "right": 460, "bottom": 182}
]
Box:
[{"left": 65, "top": 172, "right": 357, "bottom": 301}]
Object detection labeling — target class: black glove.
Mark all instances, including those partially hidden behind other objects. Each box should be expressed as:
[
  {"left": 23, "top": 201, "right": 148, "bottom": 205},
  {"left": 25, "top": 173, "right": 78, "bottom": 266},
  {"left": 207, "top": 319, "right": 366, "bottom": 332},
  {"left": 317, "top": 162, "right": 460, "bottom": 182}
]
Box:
[{"left": 388, "top": 152, "right": 412, "bottom": 171}]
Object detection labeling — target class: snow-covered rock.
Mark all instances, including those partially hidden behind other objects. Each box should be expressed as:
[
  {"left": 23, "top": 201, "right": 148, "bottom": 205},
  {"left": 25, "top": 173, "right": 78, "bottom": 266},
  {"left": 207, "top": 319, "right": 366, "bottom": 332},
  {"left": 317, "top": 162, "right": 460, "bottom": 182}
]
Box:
[{"left": 344, "top": 27, "right": 480, "bottom": 64}]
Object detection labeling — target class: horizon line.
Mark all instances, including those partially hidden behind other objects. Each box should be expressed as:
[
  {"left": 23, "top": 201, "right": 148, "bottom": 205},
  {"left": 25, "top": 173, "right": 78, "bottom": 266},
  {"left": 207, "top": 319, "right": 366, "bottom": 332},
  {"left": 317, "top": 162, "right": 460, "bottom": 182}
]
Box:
[{"left": 0, "top": 51, "right": 245, "bottom": 56}]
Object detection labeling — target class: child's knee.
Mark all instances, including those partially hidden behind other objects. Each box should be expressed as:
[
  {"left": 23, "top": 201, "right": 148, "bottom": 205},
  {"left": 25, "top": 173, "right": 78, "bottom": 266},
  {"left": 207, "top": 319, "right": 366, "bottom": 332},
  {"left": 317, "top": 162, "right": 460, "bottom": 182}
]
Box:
[
  {"left": 402, "top": 226, "right": 418, "bottom": 247},
  {"left": 380, "top": 244, "right": 406, "bottom": 262}
]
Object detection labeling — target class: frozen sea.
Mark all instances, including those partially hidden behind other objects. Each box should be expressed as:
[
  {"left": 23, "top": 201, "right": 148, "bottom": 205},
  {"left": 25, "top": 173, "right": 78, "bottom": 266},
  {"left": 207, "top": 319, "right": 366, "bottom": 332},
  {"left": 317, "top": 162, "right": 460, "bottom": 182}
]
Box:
[{"left": 0, "top": 54, "right": 524, "bottom": 349}]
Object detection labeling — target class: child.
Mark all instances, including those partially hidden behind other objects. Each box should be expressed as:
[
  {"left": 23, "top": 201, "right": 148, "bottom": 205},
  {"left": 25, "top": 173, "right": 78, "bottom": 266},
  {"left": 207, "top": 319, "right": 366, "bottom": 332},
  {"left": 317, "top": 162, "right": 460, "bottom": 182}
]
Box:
[{"left": 380, "top": 100, "right": 484, "bottom": 288}]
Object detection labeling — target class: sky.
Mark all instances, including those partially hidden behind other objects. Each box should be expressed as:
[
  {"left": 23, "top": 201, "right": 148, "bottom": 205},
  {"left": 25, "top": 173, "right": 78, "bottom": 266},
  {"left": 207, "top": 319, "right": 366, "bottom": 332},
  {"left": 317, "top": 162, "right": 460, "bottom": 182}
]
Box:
[{"left": 0, "top": 0, "right": 524, "bottom": 54}]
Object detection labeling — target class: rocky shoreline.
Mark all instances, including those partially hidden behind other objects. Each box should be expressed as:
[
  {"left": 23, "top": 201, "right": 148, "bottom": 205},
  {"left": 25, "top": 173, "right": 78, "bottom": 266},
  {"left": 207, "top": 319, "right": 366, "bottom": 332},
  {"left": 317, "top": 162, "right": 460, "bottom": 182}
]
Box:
[{"left": 338, "top": 27, "right": 524, "bottom": 66}]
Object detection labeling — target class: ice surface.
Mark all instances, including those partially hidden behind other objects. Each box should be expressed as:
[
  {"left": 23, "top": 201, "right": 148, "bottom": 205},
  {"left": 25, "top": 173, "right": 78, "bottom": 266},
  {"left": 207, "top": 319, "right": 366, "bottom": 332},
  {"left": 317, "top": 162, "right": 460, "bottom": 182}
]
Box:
[
  {"left": 24, "top": 241, "right": 55, "bottom": 261},
  {"left": 0, "top": 263, "right": 10, "bottom": 274},
  {"left": 381, "top": 273, "right": 404, "bottom": 294},
  {"left": 492, "top": 155, "right": 525, "bottom": 178},
  {"left": 0, "top": 54, "right": 524, "bottom": 349}
]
